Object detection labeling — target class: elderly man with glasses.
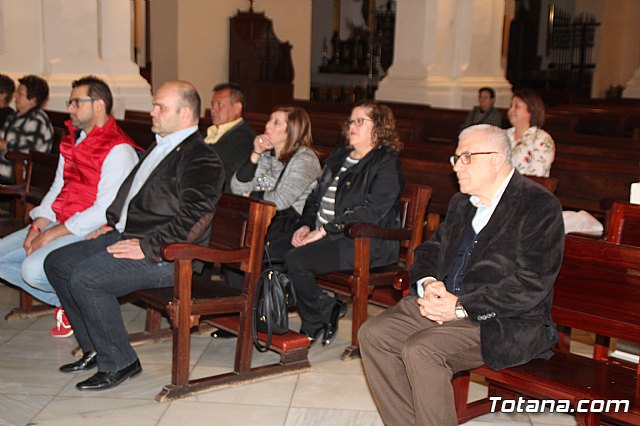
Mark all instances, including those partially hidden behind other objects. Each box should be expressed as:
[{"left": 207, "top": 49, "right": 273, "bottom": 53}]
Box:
[
  {"left": 0, "top": 75, "right": 139, "bottom": 338},
  {"left": 359, "top": 124, "right": 565, "bottom": 426}
]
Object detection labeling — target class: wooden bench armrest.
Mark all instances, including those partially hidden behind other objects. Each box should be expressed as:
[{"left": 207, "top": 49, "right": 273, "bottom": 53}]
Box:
[
  {"left": 161, "top": 243, "right": 251, "bottom": 264},
  {"left": 393, "top": 270, "right": 410, "bottom": 291},
  {"left": 0, "top": 183, "right": 27, "bottom": 196},
  {"left": 5, "top": 151, "right": 31, "bottom": 162},
  {"left": 345, "top": 222, "right": 413, "bottom": 241}
]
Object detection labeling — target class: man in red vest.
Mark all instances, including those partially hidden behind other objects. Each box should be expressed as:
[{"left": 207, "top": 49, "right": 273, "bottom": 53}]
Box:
[{"left": 0, "top": 76, "right": 140, "bottom": 337}]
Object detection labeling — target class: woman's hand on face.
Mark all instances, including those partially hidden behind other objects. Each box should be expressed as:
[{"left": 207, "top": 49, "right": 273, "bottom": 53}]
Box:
[
  {"left": 291, "top": 225, "right": 311, "bottom": 247},
  {"left": 253, "top": 134, "right": 273, "bottom": 154}
]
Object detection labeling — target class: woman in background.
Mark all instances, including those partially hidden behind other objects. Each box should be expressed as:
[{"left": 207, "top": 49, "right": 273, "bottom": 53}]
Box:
[{"left": 506, "top": 89, "right": 555, "bottom": 177}]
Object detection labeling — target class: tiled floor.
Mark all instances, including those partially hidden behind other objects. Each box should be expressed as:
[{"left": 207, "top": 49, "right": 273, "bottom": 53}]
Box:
[{"left": 0, "top": 283, "right": 581, "bottom": 426}]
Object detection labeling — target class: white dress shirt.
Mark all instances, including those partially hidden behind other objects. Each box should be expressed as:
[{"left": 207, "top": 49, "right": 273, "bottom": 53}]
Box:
[{"left": 30, "top": 130, "right": 139, "bottom": 237}]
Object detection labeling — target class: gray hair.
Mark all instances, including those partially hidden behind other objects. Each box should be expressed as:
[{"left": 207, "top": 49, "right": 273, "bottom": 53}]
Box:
[{"left": 459, "top": 124, "right": 512, "bottom": 167}]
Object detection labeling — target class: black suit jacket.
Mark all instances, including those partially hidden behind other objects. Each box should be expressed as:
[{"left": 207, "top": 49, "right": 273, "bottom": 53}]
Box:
[
  {"left": 409, "top": 170, "right": 565, "bottom": 370},
  {"left": 210, "top": 120, "right": 255, "bottom": 192},
  {"left": 106, "top": 130, "right": 224, "bottom": 261}
]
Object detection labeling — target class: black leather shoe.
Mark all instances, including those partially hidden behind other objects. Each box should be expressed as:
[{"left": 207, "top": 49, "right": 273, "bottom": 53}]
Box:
[
  {"left": 76, "top": 359, "right": 142, "bottom": 391},
  {"left": 59, "top": 351, "right": 97, "bottom": 373},
  {"left": 321, "top": 299, "right": 347, "bottom": 346}
]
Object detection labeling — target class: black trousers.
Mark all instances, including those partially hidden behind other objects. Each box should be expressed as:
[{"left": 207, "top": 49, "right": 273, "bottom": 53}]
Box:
[
  {"left": 284, "top": 236, "right": 353, "bottom": 334},
  {"left": 45, "top": 232, "right": 174, "bottom": 372}
]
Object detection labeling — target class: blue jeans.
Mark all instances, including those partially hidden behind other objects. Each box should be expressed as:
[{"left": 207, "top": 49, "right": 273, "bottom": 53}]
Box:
[
  {"left": 0, "top": 223, "right": 83, "bottom": 306},
  {"left": 45, "top": 232, "right": 174, "bottom": 372}
]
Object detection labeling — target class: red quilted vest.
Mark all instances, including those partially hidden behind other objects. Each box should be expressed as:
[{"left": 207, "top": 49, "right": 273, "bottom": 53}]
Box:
[{"left": 51, "top": 116, "right": 139, "bottom": 223}]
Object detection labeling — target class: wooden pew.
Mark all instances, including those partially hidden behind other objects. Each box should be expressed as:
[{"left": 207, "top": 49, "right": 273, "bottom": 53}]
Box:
[
  {"left": 129, "top": 194, "right": 311, "bottom": 401},
  {"left": 454, "top": 235, "right": 640, "bottom": 426}
]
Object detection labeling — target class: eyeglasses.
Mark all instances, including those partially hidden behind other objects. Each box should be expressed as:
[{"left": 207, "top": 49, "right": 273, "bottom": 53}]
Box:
[
  {"left": 346, "top": 117, "right": 373, "bottom": 127},
  {"left": 449, "top": 151, "right": 499, "bottom": 166},
  {"left": 66, "top": 98, "right": 95, "bottom": 108}
]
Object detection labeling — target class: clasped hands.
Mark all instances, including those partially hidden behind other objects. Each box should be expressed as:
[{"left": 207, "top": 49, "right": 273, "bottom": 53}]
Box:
[
  {"left": 417, "top": 279, "right": 458, "bottom": 324},
  {"left": 291, "top": 225, "right": 326, "bottom": 248}
]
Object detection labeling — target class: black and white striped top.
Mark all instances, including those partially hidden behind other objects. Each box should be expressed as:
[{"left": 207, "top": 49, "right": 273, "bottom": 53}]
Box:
[{"left": 316, "top": 155, "right": 359, "bottom": 229}]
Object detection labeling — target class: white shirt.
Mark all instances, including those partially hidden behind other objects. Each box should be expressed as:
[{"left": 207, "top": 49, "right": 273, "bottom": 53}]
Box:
[
  {"left": 30, "top": 130, "right": 139, "bottom": 237},
  {"left": 115, "top": 126, "right": 198, "bottom": 232},
  {"left": 416, "top": 168, "right": 515, "bottom": 297}
]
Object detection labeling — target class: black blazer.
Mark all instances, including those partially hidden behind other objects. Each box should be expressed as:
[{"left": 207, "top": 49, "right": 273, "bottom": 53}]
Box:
[
  {"left": 107, "top": 130, "right": 224, "bottom": 261},
  {"left": 409, "top": 170, "right": 565, "bottom": 370},
  {"left": 209, "top": 120, "right": 256, "bottom": 193},
  {"left": 299, "top": 144, "right": 404, "bottom": 268}
]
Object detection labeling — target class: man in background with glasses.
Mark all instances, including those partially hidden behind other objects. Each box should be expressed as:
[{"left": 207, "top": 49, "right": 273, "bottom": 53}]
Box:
[
  {"left": 0, "top": 75, "right": 139, "bottom": 338},
  {"left": 360, "top": 124, "right": 564, "bottom": 426}
]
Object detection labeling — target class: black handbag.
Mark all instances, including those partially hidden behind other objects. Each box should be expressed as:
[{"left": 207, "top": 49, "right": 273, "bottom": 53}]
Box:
[{"left": 252, "top": 248, "right": 297, "bottom": 352}]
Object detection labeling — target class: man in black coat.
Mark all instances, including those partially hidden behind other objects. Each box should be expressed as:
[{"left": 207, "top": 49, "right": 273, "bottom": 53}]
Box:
[
  {"left": 45, "top": 80, "right": 224, "bottom": 391},
  {"left": 359, "top": 124, "right": 564, "bottom": 425},
  {"left": 205, "top": 82, "right": 255, "bottom": 192}
]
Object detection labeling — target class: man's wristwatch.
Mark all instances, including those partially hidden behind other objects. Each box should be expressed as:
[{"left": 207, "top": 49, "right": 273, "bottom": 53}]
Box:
[{"left": 455, "top": 301, "right": 468, "bottom": 319}]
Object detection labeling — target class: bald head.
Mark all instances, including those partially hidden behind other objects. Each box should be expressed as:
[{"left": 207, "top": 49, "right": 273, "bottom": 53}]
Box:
[{"left": 150, "top": 81, "right": 201, "bottom": 137}]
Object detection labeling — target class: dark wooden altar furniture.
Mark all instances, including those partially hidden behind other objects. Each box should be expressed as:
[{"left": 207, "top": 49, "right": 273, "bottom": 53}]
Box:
[
  {"left": 229, "top": 9, "right": 294, "bottom": 112},
  {"left": 316, "top": 182, "right": 432, "bottom": 360}
]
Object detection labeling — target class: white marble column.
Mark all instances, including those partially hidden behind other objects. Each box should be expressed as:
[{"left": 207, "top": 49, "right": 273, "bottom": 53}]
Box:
[
  {"left": 0, "top": 0, "right": 151, "bottom": 118},
  {"left": 376, "top": 0, "right": 511, "bottom": 108}
]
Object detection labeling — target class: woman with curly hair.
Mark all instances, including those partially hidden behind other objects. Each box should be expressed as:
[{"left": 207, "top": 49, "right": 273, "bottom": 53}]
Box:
[{"left": 284, "top": 100, "right": 404, "bottom": 346}]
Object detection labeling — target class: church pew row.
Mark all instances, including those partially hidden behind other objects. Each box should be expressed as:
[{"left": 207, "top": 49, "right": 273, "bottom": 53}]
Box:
[
  {"left": 247, "top": 109, "right": 639, "bottom": 219},
  {"left": 292, "top": 100, "right": 640, "bottom": 141}
]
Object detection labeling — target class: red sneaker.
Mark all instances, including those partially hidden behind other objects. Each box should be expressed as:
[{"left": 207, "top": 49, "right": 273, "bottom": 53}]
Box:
[{"left": 50, "top": 306, "right": 74, "bottom": 338}]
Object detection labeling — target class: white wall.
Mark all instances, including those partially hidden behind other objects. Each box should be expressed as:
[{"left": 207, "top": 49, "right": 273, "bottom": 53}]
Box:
[
  {"left": 150, "top": 0, "right": 311, "bottom": 114},
  {"left": 591, "top": 0, "right": 640, "bottom": 97}
]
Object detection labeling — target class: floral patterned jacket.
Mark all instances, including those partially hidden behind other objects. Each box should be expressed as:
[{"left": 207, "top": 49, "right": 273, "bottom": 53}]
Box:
[{"left": 506, "top": 126, "right": 555, "bottom": 177}]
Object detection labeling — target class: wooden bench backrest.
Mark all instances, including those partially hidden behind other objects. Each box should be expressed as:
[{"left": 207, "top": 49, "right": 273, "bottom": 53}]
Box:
[
  {"left": 606, "top": 201, "right": 640, "bottom": 246},
  {"left": 523, "top": 175, "right": 559, "bottom": 193},
  {"left": 208, "top": 194, "right": 255, "bottom": 251},
  {"left": 25, "top": 151, "right": 57, "bottom": 208},
  {"left": 397, "top": 182, "right": 432, "bottom": 265},
  {"left": 553, "top": 235, "right": 640, "bottom": 345}
]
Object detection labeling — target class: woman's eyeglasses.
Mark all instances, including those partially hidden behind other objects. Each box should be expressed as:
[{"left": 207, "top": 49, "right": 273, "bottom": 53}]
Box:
[{"left": 346, "top": 117, "right": 373, "bottom": 127}]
